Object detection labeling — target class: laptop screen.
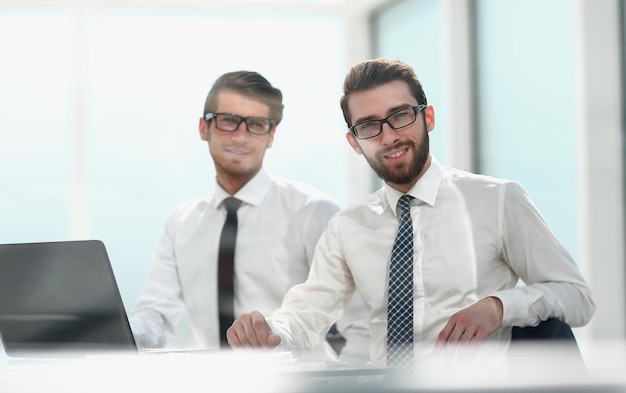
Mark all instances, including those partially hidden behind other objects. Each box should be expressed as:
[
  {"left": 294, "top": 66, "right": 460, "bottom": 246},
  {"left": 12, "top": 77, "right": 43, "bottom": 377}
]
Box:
[{"left": 0, "top": 240, "right": 138, "bottom": 357}]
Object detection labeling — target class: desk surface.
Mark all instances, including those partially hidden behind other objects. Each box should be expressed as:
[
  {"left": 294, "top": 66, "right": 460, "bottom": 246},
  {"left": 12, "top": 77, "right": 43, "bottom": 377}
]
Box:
[{"left": 1, "top": 343, "right": 626, "bottom": 393}]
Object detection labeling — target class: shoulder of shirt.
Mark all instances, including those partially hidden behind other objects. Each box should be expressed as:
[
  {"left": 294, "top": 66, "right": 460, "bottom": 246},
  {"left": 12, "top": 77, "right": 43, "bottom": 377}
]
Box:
[
  {"left": 165, "top": 193, "right": 215, "bottom": 222},
  {"left": 268, "top": 174, "right": 338, "bottom": 204},
  {"left": 437, "top": 165, "right": 531, "bottom": 205},
  {"left": 440, "top": 165, "right": 516, "bottom": 187},
  {"left": 333, "top": 187, "right": 386, "bottom": 218}
]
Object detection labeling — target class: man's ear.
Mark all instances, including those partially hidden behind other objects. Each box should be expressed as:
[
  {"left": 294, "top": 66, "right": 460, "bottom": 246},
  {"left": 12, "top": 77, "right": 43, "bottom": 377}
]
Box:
[
  {"left": 345, "top": 132, "right": 362, "bottom": 154},
  {"left": 425, "top": 105, "right": 436, "bottom": 132},
  {"left": 199, "top": 117, "right": 209, "bottom": 141}
]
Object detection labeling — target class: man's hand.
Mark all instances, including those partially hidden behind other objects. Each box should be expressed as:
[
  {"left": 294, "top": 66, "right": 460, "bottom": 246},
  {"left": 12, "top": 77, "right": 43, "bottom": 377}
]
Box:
[
  {"left": 227, "top": 310, "right": 281, "bottom": 349},
  {"left": 433, "top": 296, "right": 503, "bottom": 357}
]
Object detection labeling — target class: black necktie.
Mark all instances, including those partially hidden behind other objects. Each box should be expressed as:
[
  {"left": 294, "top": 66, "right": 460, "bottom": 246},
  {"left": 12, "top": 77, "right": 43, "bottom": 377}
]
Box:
[
  {"left": 218, "top": 197, "right": 242, "bottom": 347},
  {"left": 387, "top": 195, "right": 414, "bottom": 369}
]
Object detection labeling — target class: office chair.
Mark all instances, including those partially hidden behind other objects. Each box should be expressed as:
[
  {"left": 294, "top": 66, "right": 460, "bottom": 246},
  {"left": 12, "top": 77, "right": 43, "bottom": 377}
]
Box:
[
  {"left": 511, "top": 318, "right": 576, "bottom": 341},
  {"left": 509, "top": 318, "right": 587, "bottom": 376}
]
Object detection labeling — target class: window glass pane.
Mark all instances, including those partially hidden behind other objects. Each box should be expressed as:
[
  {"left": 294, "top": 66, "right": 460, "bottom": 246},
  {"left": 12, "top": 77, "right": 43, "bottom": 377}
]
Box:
[
  {"left": 373, "top": 0, "right": 447, "bottom": 165},
  {"left": 372, "top": 0, "right": 580, "bottom": 264},
  {"left": 0, "top": 7, "right": 347, "bottom": 349},
  {"left": 0, "top": 9, "right": 74, "bottom": 242},
  {"left": 475, "top": 0, "right": 580, "bottom": 261},
  {"left": 84, "top": 10, "right": 347, "bottom": 308}
]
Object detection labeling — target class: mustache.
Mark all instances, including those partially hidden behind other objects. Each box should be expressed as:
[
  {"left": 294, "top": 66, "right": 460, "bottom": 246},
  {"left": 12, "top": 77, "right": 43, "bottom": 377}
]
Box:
[
  {"left": 377, "top": 141, "right": 412, "bottom": 159},
  {"left": 224, "top": 144, "right": 252, "bottom": 153}
]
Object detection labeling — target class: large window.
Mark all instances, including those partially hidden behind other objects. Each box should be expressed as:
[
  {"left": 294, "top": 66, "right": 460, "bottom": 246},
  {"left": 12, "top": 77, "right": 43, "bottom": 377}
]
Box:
[
  {"left": 0, "top": 9, "right": 75, "bottom": 242},
  {"left": 373, "top": 0, "right": 626, "bottom": 345},
  {"left": 373, "top": 0, "right": 580, "bottom": 265},
  {"left": 0, "top": 5, "right": 348, "bottom": 347},
  {"left": 372, "top": 0, "right": 448, "bottom": 165},
  {"left": 474, "top": 0, "right": 580, "bottom": 262}
]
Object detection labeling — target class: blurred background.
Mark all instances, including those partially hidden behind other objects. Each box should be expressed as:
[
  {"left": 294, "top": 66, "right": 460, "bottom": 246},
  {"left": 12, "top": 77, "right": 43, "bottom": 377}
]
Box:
[{"left": 0, "top": 0, "right": 624, "bottom": 361}]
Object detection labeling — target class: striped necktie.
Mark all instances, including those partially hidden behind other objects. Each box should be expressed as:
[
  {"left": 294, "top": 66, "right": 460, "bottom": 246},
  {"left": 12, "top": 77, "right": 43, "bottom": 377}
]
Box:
[{"left": 386, "top": 194, "right": 414, "bottom": 369}]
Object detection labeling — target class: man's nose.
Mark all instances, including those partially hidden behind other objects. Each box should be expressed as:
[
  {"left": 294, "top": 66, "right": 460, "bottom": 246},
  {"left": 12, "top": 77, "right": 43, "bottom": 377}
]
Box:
[{"left": 379, "top": 121, "right": 399, "bottom": 145}]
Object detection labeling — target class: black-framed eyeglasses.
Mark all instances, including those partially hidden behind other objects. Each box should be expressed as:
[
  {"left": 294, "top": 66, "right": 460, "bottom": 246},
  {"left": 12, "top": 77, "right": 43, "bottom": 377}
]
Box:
[
  {"left": 204, "top": 112, "right": 275, "bottom": 135},
  {"left": 348, "top": 105, "right": 427, "bottom": 140}
]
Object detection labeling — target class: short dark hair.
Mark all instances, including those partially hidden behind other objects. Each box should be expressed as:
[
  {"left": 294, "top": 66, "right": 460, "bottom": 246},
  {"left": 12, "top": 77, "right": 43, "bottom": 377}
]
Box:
[
  {"left": 340, "top": 58, "right": 427, "bottom": 128},
  {"left": 203, "top": 71, "right": 284, "bottom": 125}
]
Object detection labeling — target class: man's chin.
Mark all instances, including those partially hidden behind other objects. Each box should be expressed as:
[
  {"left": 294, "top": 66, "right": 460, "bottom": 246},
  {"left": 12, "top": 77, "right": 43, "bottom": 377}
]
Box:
[{"left": 376, "top": 162, "right": 426, "bottom": 185}]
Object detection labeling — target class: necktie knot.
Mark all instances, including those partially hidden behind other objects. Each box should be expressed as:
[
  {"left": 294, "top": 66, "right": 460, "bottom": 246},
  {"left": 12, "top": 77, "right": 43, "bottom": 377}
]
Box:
[
  {"left": 223, "top": 197, "right": 242, "bottom": 214},
  {"left": 397, "top": 195, "right": 413, "bottom": 216}
]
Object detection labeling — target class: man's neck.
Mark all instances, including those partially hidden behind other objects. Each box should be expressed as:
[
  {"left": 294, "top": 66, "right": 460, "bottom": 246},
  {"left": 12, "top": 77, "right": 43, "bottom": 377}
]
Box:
[{"left": 216, "top": 169, "right": 260, "bottom": 196}]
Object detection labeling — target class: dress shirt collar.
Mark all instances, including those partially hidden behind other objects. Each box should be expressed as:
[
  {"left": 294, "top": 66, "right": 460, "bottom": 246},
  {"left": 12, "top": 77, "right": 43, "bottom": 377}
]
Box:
[
  {"left": 213, "top": 167, "right": 272, "bottom": 208},
  {"left": 384, "top": 155, "right": 443, "bottom": 216}
]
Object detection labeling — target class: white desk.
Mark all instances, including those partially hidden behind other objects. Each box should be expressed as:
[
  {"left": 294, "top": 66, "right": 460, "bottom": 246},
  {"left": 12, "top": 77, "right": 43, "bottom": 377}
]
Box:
[{"left": 1, "top": 342, "right": 625, "bottom": 393}]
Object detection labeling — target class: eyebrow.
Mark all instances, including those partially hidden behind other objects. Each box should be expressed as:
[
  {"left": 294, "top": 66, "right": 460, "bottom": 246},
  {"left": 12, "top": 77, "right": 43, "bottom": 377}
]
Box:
[{"left": 353, "top": 104, "right": 414, "bottom": 125}]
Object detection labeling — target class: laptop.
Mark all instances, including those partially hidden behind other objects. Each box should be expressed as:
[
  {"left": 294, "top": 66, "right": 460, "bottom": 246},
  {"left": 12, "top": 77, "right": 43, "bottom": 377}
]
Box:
[{"left": 0, "top": 240, "right": 139, "bottom": 357}]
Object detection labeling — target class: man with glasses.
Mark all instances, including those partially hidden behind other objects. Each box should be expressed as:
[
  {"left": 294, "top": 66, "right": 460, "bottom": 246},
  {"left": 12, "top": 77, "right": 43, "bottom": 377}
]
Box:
[
  {"left": 227, "top": 58, "right": 595, "bottom": 373},
  {"left": 129, "top": 70, "right": 369, "bottom": 362}
]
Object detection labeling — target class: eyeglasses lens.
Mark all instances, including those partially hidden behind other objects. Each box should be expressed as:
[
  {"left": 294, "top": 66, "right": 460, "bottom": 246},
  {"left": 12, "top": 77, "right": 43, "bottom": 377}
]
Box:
[
  {"left": 354, "top": 107, "right": 418, "bottom": 139},
  {"left": 214, "top": 113, "right": 271, "bottom": 134}
]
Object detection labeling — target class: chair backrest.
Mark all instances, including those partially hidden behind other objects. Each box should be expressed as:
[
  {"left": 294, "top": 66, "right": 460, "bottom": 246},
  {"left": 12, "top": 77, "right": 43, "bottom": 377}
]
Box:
[
  {"left": 511, "top": 318, "right": 576, "bottom": 341},
  {"left": 509, "top": 318, "right": 587, "bottom": 376}
]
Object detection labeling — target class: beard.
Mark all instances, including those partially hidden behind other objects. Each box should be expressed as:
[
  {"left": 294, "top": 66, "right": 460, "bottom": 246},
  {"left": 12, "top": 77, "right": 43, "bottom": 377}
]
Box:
[{"left": 363, "top": 131, "right": 430, "bottom": 186}]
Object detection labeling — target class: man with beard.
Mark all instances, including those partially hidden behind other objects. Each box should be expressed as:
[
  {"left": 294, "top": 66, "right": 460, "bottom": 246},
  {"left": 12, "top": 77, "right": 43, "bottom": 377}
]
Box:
[{"left": 226, "top": 59, "right": 595, "bottom": 372}]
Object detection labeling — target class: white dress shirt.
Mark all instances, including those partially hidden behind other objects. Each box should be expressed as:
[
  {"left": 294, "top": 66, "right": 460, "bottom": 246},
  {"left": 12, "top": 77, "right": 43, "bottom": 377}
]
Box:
[
  {"left": 267, "top": 157, "right": 595, "bottom": 367},
  {"left": 130, "top": 167, "right": 369, "bottom": 359}
]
